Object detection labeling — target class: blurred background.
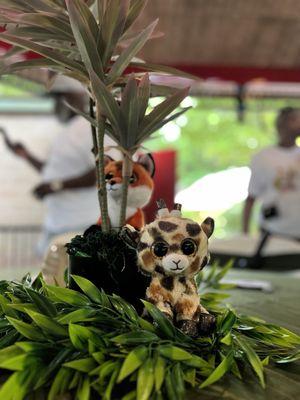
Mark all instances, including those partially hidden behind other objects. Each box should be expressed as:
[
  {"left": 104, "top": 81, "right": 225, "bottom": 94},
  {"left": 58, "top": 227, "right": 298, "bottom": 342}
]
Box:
[{"left": 1, "top": 0, "right": 300, "bottom": 278}]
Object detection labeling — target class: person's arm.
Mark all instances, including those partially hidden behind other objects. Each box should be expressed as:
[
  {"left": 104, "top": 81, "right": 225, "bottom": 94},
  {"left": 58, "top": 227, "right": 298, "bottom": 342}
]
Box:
[
  {"left": 33, "top": 168, "right": 96, "bottom": 199},
  {"left": 242, "top": 195, "right": 256, "bottom": 234},
  {"left": 1, "top": 129, "right": 44, "bottom": 171}
]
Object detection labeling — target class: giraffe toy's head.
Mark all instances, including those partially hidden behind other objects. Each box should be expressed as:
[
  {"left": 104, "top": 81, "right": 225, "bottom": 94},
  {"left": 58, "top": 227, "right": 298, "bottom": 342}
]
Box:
[{"left": 123, "top": 200, "right": 214, "bottom": 277}]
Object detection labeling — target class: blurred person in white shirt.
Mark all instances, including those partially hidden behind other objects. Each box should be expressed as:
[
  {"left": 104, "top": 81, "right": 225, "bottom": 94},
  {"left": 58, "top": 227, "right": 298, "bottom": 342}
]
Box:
[
  {"left": 3, "top": 91, "right": 100, "bottom": 255},
  {"left": 243, "top": 107, "right": 300, "bottom": 239}
]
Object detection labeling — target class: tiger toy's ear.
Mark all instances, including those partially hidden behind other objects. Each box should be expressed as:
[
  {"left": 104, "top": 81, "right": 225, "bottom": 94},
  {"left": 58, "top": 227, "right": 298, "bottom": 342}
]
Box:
[
  {"left": 120, "top": 224, "right": 141, "bottom": 249},
  {"left": 201, "top": 217, "right": 215, "bottom": 238},
  {"left": 104, "top": 155, "right": 114, "bottom": 166},
  {"left": 137, "top": 153, "right": 155, "bottom": 177}
]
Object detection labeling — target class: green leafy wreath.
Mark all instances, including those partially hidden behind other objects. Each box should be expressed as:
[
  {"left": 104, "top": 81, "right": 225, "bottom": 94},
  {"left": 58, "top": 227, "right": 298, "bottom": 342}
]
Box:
[{"left": 0, "top": 264, "right": 299, "bottom": 400}]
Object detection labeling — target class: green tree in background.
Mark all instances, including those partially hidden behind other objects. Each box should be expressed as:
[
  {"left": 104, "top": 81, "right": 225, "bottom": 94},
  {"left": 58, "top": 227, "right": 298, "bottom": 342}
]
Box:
[{"left": 148, "top": 97, "right": 300, "bottom": 236}]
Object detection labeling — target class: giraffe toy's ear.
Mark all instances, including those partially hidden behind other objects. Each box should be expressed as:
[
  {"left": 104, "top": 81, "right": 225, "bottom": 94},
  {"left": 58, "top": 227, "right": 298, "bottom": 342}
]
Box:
[
  {"left": 201, "top": 217, "right": 215, "bottom": 238},
  {"left": 120, "top": 225, "right": 141, "bottom": 249}
]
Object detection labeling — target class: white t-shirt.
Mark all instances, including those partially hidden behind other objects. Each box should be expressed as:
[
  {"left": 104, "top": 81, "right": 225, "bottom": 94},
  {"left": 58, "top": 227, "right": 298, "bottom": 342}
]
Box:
[
  {"left": 248, "top": 145, "right": 300, "bottom": 237},
  {"left": 42, "top": 116, "right": 99, "bottom": 232}
]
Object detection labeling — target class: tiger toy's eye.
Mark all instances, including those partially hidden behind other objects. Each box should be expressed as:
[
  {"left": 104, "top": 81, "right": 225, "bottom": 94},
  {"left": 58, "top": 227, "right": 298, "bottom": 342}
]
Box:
[
  {"left": 152, "top": 241, "right": 169, "bottom": 257},
  {"left": 129, "top": 173, "right": 137, "bottom": 184},
  {"left": 181, "top": 239, "right": 197, "bottom": 255}
]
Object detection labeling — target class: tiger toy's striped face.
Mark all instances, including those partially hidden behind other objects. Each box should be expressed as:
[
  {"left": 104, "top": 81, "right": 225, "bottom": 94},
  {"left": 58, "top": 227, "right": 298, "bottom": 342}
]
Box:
[{"left": 127, "top": 214, "right": 214, "bottom": 277}]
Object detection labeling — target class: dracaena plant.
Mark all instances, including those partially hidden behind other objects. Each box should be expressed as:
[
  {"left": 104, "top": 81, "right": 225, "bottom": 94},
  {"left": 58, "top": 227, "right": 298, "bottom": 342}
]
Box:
[{"left": 0, "top": 0, "right": 192, "bottom": 231}]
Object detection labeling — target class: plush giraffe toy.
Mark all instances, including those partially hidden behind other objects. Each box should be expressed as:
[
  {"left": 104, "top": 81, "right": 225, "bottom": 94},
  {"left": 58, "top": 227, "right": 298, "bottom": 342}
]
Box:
[{"left": 122, "top": 199, "right": 216, "bottom": 337}]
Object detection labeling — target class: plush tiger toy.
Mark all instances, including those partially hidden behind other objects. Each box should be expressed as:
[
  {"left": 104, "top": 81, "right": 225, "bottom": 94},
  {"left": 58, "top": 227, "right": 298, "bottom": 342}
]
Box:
[{"left": 122, "top": 200, "right": 216, "bottom": 337}]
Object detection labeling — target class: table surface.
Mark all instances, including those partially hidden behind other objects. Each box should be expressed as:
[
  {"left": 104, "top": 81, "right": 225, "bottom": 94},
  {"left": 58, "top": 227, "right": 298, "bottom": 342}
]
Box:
[{"left": 191, "top": 269, "right": 300, "bottom": 400}]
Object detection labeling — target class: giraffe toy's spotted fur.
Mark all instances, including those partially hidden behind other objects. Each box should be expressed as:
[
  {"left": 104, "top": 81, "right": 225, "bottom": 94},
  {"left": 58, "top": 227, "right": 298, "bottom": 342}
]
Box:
[{"left": 123, "top": 201, "right": 216, "bottom": 337}]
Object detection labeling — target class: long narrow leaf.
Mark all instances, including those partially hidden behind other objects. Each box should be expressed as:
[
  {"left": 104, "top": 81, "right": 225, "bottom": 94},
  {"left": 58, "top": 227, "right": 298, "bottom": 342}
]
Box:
[
  {"left": 137, "top": 73, "right": 150, "bottom": 122},
  {"left": 139, "top": 87, "right": 189, "bottom": 137},
  {"left": 124, "top": 0, "right": 147, "bottom": 31},
  {"left": 66, "top": 0, "right": 104, "bottom": 79},
  {"left": 89, "top": 69, "right": 123, "bottom": 135},
  {"left": 101, "top": 0, "right": 129, "bottom": 66},
  {"left": 235, "top": 335, "right": 265, "bottom": 388},
  {"left": 106, "top": 19, "right": 158, "bottom": 84},
  {"left": 200, "top": 351, "right": 234, "bottom": 388},
  {"left": 120, "top": 76, "right": 139, "bottom": 146},
  {"left": 0, "top": 33, "right": 87, "bottom": 78}
]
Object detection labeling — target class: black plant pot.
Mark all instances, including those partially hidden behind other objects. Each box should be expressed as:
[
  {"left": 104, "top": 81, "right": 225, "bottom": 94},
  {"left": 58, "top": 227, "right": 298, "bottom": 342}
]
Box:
[{"left": 67, "top": 225, "right": 150, "bottom": 313}]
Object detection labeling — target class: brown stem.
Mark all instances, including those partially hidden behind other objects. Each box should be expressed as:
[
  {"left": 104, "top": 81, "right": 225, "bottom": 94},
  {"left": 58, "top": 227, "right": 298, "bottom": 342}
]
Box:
[
  {"left": 119, "top": 153, "right": 133, "bottom": 228},
  {"left": 95, "top": 100, "right": 110, "bottom": 232}
]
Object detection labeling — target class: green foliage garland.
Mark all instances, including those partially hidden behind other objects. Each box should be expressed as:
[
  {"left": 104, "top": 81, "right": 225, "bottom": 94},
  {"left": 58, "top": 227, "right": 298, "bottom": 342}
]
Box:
[{"left": 0, "top": 265, "right": 299, "bottom": 399}]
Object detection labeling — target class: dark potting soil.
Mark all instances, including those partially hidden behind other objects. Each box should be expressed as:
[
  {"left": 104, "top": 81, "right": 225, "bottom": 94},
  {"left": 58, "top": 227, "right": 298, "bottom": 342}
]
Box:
[{"left": 66, "top": 225, "right": 150, "bottom": 312}]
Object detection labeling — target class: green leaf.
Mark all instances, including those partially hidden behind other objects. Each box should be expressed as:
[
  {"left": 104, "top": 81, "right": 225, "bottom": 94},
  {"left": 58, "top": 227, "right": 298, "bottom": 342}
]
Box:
[
  {"left": 159, "top": 345, "right": 192, "bottom": 361},
  {"left": 154, "top": 356, "right": 165, "bottom": 391},
  {"left": 25, "top": 287, "right": 57, "bottom": 317},
  {"left": 123, "top": 0, "right": 147, "bottom": 30},
  {"left": 69, "top": 323, "right": 94, "bottom": 351},
  {"left": 220, "top": 331, "right": 232, "bottom": 346},
  {"left": 112, "top": 330, "right": 159, "bottom": 345},
  {"left": 139, "top": 87, "right": 190, "bottom": 137},
  {"left": 106, "top": 19, "right": 158, "bottom": 84},
  {"left": 0, "top": 293, "right": 18, "bottom": 317},
  {"left": 15, "top": 12, "right": 74, "bottom": 40},
  {"left": 64, "top": 357, "right": 96, "bottom": 373},
  {"left": 0, "top": 353, "right": 30, "bottom": 371},
  {"left": 57, "top": 308, "right": 96, "bottom": 324},
  {"left": 6, "top": 317, "right": 43, "bottom": 341},
  {"left": 76, "top": 375, "right": 90, "bottom": 400},
  {"left": 48, "top": 367, "right": 73, "bottom": 400},
  {"left": 137, "top": 73, "right": 150, "bottom": 123},
  {"left": 27, "top": 310, "right": 67, "bottom": 337},
  {"left": 0, "top": 33, "right": 87, "bottom": 77},
  {"left": 0, "top": 345, "right": 23, "bottom": 364},
  {"left": 183, "top": 368, "right": 196, "bottom": 387},
  {"left": 184, "top": 354, "right": 212, "bottom": 373},
  {"left": 89, "top": 69, "right": 122, "bottom": 136},
  {"left": 120, "top": 76, "right": 139, "bottom": 144},
  {"left": 219, "top": 310, "right": 237, "bottom": 334},
  {"left": 173, "top": 363, "right": 185, "bottom": 400},
  {"left": 46, "top": 285, "right": 90, "bottom": 306},
  {"left": 101, "top": 0, "right": 129, "bottom": 66},
  {"left": 142, "top": 300, "right": 176, "bottom": 338},
  {"left": 104, "top": 366, "right": 119, "bottom": 400},
  {"left": 200, "top": 351, "right": 234, "bottom": 388},
  {"left": 137, "top": 358, "right": 154, "bottom": 400},
  {"left": 118, "top": 345, "right": 148, "bottom": 382},
  {"left": 235, "top": 335, "right": 265, "bottom": 388},
  {"left": 66, "top": 0, "right": 104, "bottom": 78},
  {"left": 71, "top": 275, "right": 102, "bottom": 304}
]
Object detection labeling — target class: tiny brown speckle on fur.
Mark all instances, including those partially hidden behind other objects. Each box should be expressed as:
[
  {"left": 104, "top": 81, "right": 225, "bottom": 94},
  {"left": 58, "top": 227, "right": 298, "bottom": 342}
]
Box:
[
  {"left": 189, "top": 256, "right": 200, "bottom": 273},
  {"left": 141, "top": 251, "right": 154, "bottom": 269},
  {"left": 150, "top": 227, "right": 164, "bottom": 241},
  {"left": 186, "top": 223, "right": 201, "bottom": 237},
  {"left": 161, "top": 276, "right": 174, "bottom": 291},
  {"left": 172, "top": 233, "right": 185, "bottom": 241},
  {"left": 175, "top": 298, "right": 195, "bottom": 315},
  {"left": 169, "top": 244, "right": 180, "bottom": 252},
  {"left": 158, "top": 221, "right": 178, "bottom": 232},
  {"left": 137, "top": 242, "right": 148, "bottom": 251}
]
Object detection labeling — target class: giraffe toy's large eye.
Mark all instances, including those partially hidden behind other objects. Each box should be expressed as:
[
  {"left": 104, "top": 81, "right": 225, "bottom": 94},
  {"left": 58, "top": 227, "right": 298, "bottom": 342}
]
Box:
[
  {"left": 181, "top": 239, "right": 197, "bottom": 255},
  {"left": 152, "top": 241, "right": 169, "bottom": 257}
]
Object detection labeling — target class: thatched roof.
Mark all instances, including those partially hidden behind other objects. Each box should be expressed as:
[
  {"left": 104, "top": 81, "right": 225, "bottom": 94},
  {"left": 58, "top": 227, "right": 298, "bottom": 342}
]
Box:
[{"left": 136, "top": 0, "right": 300, "bottom": 82}]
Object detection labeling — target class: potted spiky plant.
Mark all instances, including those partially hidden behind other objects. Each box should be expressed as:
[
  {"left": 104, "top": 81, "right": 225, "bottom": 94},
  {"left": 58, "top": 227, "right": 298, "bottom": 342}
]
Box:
[{"left": 0, "top": 0, "right": 191, "bottom": 307}]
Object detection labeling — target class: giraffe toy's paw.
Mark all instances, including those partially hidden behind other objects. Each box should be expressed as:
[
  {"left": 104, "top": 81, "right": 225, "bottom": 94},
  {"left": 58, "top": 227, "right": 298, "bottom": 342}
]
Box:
[
  {"left": 177, "top": 320, "right": 199, "bottom": 338},
  {"left": 198, "top": 313, "right": 216, "bottom": 335}
]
